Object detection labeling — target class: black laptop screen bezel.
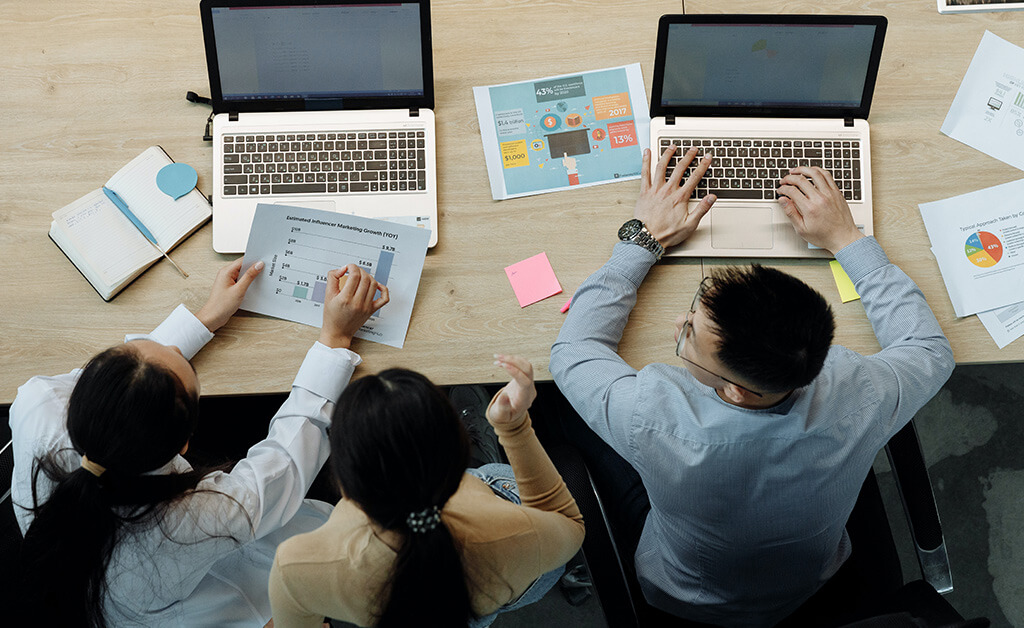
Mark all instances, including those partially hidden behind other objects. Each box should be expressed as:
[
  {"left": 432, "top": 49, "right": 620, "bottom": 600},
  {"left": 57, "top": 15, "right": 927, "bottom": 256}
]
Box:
[
  {"left": 200, "top": 0, "right": 434, "bottom": 114},
  {"left": 649, "top": 14, "right": 887, "bottom": 120}
]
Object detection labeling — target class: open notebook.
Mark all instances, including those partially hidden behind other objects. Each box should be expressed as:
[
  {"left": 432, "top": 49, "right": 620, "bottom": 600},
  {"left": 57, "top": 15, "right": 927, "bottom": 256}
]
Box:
[{"left": 49, "top": 147, "right": 211, "bottom": 300}]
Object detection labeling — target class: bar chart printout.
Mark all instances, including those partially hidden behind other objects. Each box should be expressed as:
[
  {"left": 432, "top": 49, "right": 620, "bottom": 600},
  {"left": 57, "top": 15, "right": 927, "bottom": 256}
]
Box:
[{"left": 240, "top": 203, "right": 431, "bottom": 348}]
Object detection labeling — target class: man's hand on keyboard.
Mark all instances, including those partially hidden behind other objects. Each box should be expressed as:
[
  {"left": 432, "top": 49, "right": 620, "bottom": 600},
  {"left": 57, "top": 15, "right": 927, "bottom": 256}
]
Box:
[
  {"left": 634, "top": 146, "right": 717, "bottom": 248},
  {"left": 777, "top": 167, "right": 864, "bottom": 255}
]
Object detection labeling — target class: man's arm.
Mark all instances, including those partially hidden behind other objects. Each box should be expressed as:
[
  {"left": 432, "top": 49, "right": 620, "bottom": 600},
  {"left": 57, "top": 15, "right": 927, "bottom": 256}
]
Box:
[
  {"left": 836, "top": 238, "right": 954, "bottom": 431},
  {"left": 778, "top": 167, "right": 954, "bottom": 432},
  {"left": 551, "top": 147, "right": 716, "bottom": 457}
]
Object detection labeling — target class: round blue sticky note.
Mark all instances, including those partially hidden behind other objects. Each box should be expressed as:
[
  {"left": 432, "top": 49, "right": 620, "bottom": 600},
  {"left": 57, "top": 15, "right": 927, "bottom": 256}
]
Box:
[{"left": 156, "top": 163, "right": 199, "bottom": 200}]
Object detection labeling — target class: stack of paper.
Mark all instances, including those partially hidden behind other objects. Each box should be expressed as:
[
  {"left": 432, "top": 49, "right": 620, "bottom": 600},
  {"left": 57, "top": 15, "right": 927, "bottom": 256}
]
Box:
[
  {"left": 922, "top": 31, "right": 1024, "bottom": 348},
  {"left": 919, "top": 181, "right": 1024, "bottom": 347}
]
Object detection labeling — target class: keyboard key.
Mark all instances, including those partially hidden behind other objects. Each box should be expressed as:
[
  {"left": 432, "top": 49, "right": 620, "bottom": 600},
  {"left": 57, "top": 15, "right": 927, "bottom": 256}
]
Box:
[
  {"left": 709, "top": 189, "right": 763, "bottom": 199},
  {"left": 272, "top": 183, "right": 326, "bottom": 194}
]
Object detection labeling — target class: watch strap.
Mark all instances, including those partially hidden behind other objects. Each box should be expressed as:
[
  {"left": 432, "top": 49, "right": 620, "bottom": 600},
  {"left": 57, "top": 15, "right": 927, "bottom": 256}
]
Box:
[{"left": 621, "top": 221, "right": 664, "bottom": 260}]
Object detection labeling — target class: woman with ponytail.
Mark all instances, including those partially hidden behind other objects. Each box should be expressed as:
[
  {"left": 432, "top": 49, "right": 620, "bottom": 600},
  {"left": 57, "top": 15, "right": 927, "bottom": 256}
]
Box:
[
  {"left": 268, "top": 355, "right": 585, "bottom": 627},
  {"left": 9, "top": 260, "right": 388, "bottom": 627}
]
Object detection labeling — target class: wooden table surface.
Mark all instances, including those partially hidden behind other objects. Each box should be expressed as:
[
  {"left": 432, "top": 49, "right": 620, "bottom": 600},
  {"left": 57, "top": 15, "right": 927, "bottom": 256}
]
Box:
[{"left": 2, "top": 0, "right": 1022, "bottom": 403}]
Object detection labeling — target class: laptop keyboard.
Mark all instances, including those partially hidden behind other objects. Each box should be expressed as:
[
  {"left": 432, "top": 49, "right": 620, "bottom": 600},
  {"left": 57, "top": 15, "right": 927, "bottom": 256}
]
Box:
[
  {"left": 659, "top": 137, "right": 863, "bottom": 202},
  {"left": 222, "top": 130, "right": 427, "bottom": 197}
]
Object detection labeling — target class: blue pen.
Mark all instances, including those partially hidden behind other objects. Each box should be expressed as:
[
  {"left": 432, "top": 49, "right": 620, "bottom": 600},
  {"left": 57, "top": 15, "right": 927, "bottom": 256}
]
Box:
[{"left": 102, "top": 186, "right": 188, "bottom": 278}]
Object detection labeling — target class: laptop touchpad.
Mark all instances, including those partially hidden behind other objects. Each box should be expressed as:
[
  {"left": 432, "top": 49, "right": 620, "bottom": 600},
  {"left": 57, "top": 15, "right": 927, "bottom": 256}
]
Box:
[{"left": 711, "top": 205, "right": 773, "bottom": 249}]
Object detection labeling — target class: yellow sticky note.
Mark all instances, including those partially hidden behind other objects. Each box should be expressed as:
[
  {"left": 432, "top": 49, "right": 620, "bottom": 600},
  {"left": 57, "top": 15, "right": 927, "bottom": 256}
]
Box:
[
  {"left": 500, "top": 139, "right": 529, "bottom": 169},
  {"left": 829, "top": 260, "right": 860, "bottom": 303}
]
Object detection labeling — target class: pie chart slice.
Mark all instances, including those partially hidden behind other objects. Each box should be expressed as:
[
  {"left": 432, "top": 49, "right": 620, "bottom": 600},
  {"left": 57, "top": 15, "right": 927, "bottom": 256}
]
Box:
[{"left": 965, "top": 231, "right": 1002, "bottom": 268}]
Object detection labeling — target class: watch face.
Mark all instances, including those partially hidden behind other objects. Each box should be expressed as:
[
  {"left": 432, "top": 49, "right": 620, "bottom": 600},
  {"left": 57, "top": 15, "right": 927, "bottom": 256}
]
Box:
[{"left": 618, "top": 219, "right": 643, "bottom": 240}]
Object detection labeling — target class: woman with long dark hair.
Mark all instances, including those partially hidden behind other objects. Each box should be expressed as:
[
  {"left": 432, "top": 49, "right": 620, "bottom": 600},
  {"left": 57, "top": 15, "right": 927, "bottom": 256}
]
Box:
[
  {"left": 268, "top": 355, "right": 585, "bottom": 627},
  {"left": 9, "top": 260, "right": 388, "bottom": 627}
]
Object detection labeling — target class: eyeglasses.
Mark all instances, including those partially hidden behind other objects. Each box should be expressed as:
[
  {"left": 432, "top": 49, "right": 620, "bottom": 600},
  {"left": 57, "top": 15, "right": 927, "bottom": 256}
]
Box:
[{"left": 676, "top": 277, "right": 764, "bottom": 398}]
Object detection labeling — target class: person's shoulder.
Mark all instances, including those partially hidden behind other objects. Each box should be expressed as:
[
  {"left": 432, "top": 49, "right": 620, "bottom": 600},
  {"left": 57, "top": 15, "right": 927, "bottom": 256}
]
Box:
[
  {"left": 274, "top": 525, "right": 324, "bottom": 567},
  {"left": 637, "top": 362, "right": 698, "bottom": 395},
  {"left": 10, "top": 371, "right": 82, "bottom": 437},
  {"left": 15, "top": 370, "right": 81, "bottom": 405},
  {"left": 278, "top": 500, "right": 379, "bottom": 566}
]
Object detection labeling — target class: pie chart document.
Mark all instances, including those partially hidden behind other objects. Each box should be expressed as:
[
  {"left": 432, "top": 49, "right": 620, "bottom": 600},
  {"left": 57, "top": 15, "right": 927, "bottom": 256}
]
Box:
[{"left": 919, "top": 178, "right": 1024, "bottom": 317}]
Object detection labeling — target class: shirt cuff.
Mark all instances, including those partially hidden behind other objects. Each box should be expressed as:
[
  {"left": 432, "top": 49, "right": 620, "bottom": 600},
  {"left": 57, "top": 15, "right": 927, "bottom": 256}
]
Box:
[
  {"left": 834, "top": 236, "right": 890, "bottom": 285},
  {"left": 608, "top": 241, "right": 658, "bottom": 288},
  {"left": 124, "top": 304, "right": 215, "bottom": 360},
  {"left": 293, "top": 342, "right": 362, "bottom": 402}
]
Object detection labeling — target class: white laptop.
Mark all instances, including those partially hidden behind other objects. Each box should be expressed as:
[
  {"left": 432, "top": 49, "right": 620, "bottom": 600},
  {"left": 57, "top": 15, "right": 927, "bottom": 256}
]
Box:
[
  {"left": 649, "top": 15, "right": 887, "bottom": 258},
  {"left": 200, "top": 0, "right": 438, "bottom": 253}
]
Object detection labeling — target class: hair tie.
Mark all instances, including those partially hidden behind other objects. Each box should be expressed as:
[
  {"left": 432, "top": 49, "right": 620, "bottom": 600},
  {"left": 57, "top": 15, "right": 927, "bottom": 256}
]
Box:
[
  {"left": 80, "top": 454, "right": 106, "bottom": 478},
  {"left": 405, "top": 506, "right": 441, "bottom": 534}
]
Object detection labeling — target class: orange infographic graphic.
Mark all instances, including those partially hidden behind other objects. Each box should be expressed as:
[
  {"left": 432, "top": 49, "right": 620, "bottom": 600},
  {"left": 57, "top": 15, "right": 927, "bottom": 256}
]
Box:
[
  {"left": 592, "top": 92, "right": 632, "bottom": 121},
  {"left": 965, "top": 230, "right": 1003, "bottom": 268}
]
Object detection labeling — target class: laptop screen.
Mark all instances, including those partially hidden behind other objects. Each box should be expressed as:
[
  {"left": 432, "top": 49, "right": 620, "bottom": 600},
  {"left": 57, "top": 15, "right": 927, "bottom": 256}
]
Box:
[
  {"left": 201, "top": 0, "right": 433, "bottom": 112},
  {"left": 651, "top": 15, "right": 887, "bottom": 119}
]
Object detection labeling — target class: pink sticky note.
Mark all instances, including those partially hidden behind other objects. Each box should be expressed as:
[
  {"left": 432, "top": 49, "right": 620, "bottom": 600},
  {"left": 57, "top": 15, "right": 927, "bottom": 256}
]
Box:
[{"left": 505, "top": 252, "right": 562, "bottom": 307}]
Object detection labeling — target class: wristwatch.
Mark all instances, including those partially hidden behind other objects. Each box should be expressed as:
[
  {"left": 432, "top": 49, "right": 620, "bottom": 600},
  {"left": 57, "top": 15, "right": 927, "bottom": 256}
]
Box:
[{"left": 618, "top": 219, "right": 665, "bottom": 260}]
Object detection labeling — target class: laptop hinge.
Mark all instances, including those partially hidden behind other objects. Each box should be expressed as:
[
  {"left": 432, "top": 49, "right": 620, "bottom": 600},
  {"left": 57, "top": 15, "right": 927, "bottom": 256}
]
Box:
[
  {"left": 666, "top": 115, "right": 676, "bottom": 126},
  {"left": 844, "top": 117, "right": 854, "bottom": 127},
  {"left": 409, "top": 108, "right": 420, "bottom": 118},
  {"left": 229, "top": 112, "right": 239, "bottom": 122}
]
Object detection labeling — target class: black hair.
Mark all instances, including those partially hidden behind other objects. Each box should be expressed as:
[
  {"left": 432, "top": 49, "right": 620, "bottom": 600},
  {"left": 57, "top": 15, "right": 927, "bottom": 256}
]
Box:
[
  {"left": 701, "top": 265, "right": 835, "bottom": 393},
  {"left": 19, "top": 344, "right": 227, "bottom": 628},
  {"left": 330, "top": 369, "right": 472, "bottom": 628}
]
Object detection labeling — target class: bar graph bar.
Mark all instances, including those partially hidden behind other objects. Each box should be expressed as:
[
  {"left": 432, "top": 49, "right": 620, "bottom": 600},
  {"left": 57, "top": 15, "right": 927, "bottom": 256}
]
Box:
[
  {"left": 375, "top": 250, "right": 395, "bottom": 286},
  {"left": 312, "top": 281, "right": 327, "bottom": 303}
]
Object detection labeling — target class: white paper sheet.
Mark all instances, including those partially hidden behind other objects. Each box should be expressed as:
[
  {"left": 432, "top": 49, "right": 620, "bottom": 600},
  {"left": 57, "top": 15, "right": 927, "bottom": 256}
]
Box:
[
  {"left": 240, "top": 204, "right": 430, "bottom": 348},
  {"left": 919, "top": 179, "right": 1024, "bottom": 317},
  {"left": 978, "top": 300, "right": 1024, "bottom": 349},
  {"left": 941, "top": 31, "right": 1024, "bottom": 171}
]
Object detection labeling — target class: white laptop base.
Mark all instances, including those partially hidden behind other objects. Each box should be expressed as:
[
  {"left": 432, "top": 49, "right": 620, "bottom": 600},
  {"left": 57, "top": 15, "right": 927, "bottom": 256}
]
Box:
[
  {"left": 649, "top": 117, "right": 872, "bottom": 259},
  {"left": 212, "top": 109, "right": 437, "bottom": 254}
]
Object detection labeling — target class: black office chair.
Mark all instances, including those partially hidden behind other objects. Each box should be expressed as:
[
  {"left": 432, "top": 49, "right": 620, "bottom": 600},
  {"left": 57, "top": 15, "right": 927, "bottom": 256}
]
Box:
[
  {"left": 548, "top": 420, "right": 989, "bottom": 628},
  {"left": 1, "top": 438, "right": 23, "bottom": 612}
]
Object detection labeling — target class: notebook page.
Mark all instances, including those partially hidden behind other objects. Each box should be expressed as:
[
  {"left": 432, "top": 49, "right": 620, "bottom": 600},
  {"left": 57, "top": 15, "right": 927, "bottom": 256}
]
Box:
[
  {"left": 105, "top": 147, "right": 212, "bottom": 250},
  {"left": 52, "top": 189, "right": 158, "bottom": 286}
]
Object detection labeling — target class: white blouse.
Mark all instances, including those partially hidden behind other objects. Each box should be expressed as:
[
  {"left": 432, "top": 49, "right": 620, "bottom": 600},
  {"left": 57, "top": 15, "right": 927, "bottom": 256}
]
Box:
[{"left": 9, "top": 305, "right": 358, "bottom": 626}]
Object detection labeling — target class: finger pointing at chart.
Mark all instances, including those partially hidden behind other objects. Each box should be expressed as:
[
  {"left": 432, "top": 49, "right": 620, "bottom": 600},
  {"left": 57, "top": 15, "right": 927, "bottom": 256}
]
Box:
[{"left": 319, "top": 264, "right": 390, "bottom": 349}]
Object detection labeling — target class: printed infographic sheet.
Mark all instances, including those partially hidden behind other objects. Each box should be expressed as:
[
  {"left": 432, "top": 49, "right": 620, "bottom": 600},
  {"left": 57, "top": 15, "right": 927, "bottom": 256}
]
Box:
[
  {"left": 919, "top": 179, "right": 1024, "bottom": 318},
  {"left": 941, "top": 31, "right": 1024, "bottom": 171},
  {"left": 474, "top": 64, "right": 650, "bottom": 200},
  {"left": 240, "top": 204, "right": 430, "bottom": 348}
]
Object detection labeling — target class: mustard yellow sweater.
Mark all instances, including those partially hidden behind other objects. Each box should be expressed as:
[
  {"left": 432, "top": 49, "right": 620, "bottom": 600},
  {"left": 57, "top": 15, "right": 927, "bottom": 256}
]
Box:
[{"left": 268, "top": 411, "right": 585, "bottom": 627}]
